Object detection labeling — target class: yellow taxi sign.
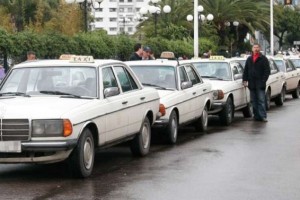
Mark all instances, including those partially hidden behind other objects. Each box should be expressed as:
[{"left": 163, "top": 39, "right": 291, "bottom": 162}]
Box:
[
  {"left": 70, "top": 55, "right": 94, "bottom": 63},
  {"left": 209, "top": 55, "right": 225, "bottom": 60},
  {"left": 160, "top": 51, "right": 175, "bottom": 59},
  {"left": 59, "top": 54, "right": 75, "bottom": 60}
]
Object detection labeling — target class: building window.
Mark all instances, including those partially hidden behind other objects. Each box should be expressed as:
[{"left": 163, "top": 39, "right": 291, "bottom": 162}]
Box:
[
  {"left": 109, "top": 8, "right": 117, "bottom": 12},
  {"left": 110, "top": 18, "right": 117, "bottom": 22},
  {"left": 110, "top": 0, "right": 116, "bottom": 1},
  {"left": 136, "top": 8, "right": 140, "bottom": 12},
  {"left": 119, "top": 8, "right": 124, "bottom": 12},
  {"left": 120, "top": 0, "right": 124, "bottom": 2},
  {"left": 110, "top": 28, "right": 117, "bottom": 31},
  {"left": 128, "top": 27, "right": 133, "bottom": 32},
  {"left": 120, "top": 27, "right": 124, "bottom": 32},
  {"left": 95, "top": 18, "right": 103, "bottom": 22},
  {"left": 127, "top": 7, "right": 133, "bottom": 12},
  {"left": 128, "top": 0, "right": 133, "bottom": 2},
  {"left": 137, "top": 0, "right": 143, "bottom": 2}
]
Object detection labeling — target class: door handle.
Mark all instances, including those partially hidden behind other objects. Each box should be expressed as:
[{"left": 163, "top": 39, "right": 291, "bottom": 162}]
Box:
[
  {"left": 193, "top": 92, "right": 196, "bottom": 95},
  {"left": 203, "top": 89, "right": 207, "bottom": 92},
  {"left": 122, "top": 101, "right": 128, "bottom": 105},
  {"left": 140, "top": 97, "right": 145, "bottom": 100}
]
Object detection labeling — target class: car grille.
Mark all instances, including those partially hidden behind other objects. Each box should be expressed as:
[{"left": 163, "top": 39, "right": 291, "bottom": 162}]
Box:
[{"left": 0, "top": 119, "right": 30, "bottom": 141}]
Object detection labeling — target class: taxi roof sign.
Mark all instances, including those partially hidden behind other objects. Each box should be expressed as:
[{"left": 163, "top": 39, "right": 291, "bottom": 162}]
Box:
[
  {"left": 160, "top": 51, "right": 175, "bottom": 59},
  {"left": 209, "top": 55, "right": 225, "bottom": 60},
  {"left": 70, "top": 55, "right": 94, "bottom": 63},
  {"left": 59, "top": 54, "right": 75, "bottom": 60}
]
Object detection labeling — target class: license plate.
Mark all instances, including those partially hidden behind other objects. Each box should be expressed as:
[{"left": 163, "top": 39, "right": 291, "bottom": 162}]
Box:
[{"left": 0, "top": 141, "right": 21, "bottom": 153}]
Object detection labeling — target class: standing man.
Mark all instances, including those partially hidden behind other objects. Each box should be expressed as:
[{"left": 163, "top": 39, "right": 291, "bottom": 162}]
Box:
[
  {"left": 243, "top": 43, "right": 270, "bottom": 122},
  {"left": 27, "top": 51, "right": 36, "bottom": 61},
  {"left": 129, "top": 43, "right": 143, "bottom": 60}
]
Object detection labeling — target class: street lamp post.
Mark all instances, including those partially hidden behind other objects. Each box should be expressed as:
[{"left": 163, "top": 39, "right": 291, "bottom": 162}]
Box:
[
  {"left": 140, "top": 0, "right": 171, "bottom": 37},
  {"left": 187, "top": 6, "right": 213, "bottom": 58},
  {"left": 65, "top": 0, "right": 103, "bottom": 32}
]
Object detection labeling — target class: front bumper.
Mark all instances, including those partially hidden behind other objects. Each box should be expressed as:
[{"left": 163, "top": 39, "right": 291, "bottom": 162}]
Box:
[
  {"left": 208, "top": 102, "right": 226, "bottom": 115},
  {"left": 0, "top": 139, "right": 77, "bottom": 163}
]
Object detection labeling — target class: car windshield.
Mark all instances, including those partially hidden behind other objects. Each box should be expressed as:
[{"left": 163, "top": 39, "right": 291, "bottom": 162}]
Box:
[
  {"left": 0, "top": 66, "right": 97, "bottom": 98},
  {"left": 193, "top": 62, "right": 232, "bottom": 81},
  {"left": 290, "top": 59, "right": 300, "bottom": 69},
  {"left": 130, "top": 65, "right": 177, "bottom": 89},
  {"left": 274, "top": 60, "right": 285, "bottom": 72}
]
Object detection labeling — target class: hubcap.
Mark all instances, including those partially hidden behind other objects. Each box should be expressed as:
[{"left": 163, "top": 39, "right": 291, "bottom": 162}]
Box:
[
  {"left": 202, "top": 108, "right": 208, "bottom": 127},
  {"left": 141, "top": 122, "right": 150, "bottom": 149},
  {"left": 83, "top": 137, "right": 94, "bottom": 170},
  {"left": 227, "top": 103, "right": 232, "bottom": 121},
  {"left": 171, "top": 117, "right": 178, "bottom": 139}
]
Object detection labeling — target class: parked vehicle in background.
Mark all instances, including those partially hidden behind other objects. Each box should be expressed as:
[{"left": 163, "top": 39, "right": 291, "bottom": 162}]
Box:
[
  {"left": 0, "top": 55, "right": 160, "bottom": 178},
  {"left": 272, "top": 56, "right": 300, "bottom": 99},
  {"left": 187, "top": 56, "right": 252, "bottom": 126},
  {"left": 126, "top": 57, "right": 212, "bottom": 144},
  {"left": 287, "top": 56, "right": 300, "bottom": 70}
]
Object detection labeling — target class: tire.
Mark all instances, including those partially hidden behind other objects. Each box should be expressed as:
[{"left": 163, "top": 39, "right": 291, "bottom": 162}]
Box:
[
  {"left": 195, "top": 106, "right": 208, "bottom": 132},
  {"left": 265, "top": 90, "right": 271, "bottom": 110},
  {"left": 275, "top": 86, "right": 285, "bottom": 106},
  {"left": 292, "top": 83, "right": 300, "bottom": 99},
  {"left": 242, "top": 103, "right": 253, "bottom": 118},
  {"left": 130, "top": 117, "right": 151, "bottom": 156},
  {"left": 69, "top": 129, "right": 95, "bottom": 178},
  {"left": 219, "top": 97, "right": 234, "bottom": 126},
  {"left": 165, "top": 111, "right": 178, "bottom": 144}
]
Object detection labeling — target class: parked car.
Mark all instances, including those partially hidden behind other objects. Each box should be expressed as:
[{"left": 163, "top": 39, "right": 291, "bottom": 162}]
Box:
[
  {"left": 0, "top": 55, "right": 159, "bottom": 178},
  {"left": 287, "top": 56, "right": 300, "bottom": 70},
  {"left": 126, "top": 58, "right": 212, "bottom": 144},
  {"left": 272, "top": 56, "right": 300, "bottom": 99},
  {"left": 184, "top": 56, "right": 252, "bottom": 126},
  {"left": 233, "top": 56, "right": 286, "bottom": 110}
]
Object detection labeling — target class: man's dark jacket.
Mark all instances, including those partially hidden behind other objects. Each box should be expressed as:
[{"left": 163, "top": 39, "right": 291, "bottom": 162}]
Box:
[
  {"left": 129, "top": 53, "right": 142, "bottom": 61},
  {"left": 242, "top": 54, "right": 271, "bottom": 90}
]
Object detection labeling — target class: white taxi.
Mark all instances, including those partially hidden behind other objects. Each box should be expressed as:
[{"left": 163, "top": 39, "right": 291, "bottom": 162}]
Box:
[
  {"left": 0, "top": 55, "right": 159, "bottom": 178},
  {"left": 288, "top": 56, "right": 300, "bottom": 69},
  {"left": 272, "top": 56, "right": 300, "bottom": 99},
  {"left": 188, "top": 56, "right": 252, "bottom": 126},
  {"left": 126, "top": 59, "right": 212, "bottom": 144}
]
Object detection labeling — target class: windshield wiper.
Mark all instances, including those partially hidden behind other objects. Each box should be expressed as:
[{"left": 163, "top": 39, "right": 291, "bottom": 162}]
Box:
[
  {"left": 39, "top": 90, "right": 82, "bottom": 98},
  {"left": 0, "top": 92, "right": 31, "bottom": 97},
  {"left": 202, "top": 76, "right": 224, "bottom": 80},
  {"left": 142, "top": 83, "right": 175, "bottom": 91}
]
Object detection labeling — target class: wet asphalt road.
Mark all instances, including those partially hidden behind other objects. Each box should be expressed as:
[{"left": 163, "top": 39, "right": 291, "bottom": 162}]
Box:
[{"left": 1, "top": 96, "right": 300, "bottom": 200}]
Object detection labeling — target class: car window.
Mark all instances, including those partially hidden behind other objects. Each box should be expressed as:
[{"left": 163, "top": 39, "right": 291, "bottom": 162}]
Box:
[
  {"left": 269, "top": 59, "right": 279, "bottom": 74},
  {"left": 185, "top": 65, "right": 200, "bottom": 85},
  {"left": 1, "top": 67, "right": 97, "bottom": 97},
  {"left": 179, "top": 66, "right": 189, "bottom": 84},
  {"left": 130, "top": 65, "right": 176, "bottom": 89},
  {"left": 290, "top": 59, "right": 300, "bottom": 69},
  {"left": 114, "top": 66, "right": 138, "bottom": 92},
  {"left": 102, "top": 67, "right": 118, "bottom": 89},
  {"left": 193, "top": 62, "right": 232, "bottom": 80},
  {"left": 274, "top": 60, "right": 285, "bottom": 72},
  {"left": 286, "top": 60, "right": 296, "bottom": 71}
]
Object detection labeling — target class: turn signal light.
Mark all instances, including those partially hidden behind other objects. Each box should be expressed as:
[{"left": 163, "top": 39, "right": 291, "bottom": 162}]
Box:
[
  {"left": 213, "top": 90, "right": 224, "bottom": 100},
  {"left": 159, "top": 104, "right": 166, "bottom": 117},
  {"left": 63, "top": 119, "right": 73, "bottom": 137}
]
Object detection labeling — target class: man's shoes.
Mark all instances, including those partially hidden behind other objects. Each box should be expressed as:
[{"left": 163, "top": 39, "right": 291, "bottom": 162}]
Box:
[{"left": 261, "top": 118, "right": 268, "bottom": 122}]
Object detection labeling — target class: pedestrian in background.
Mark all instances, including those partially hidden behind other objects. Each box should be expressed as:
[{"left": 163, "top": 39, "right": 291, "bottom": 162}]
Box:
[
  {"left": 242, "top": 43, "right": 270, "bottom": 122},
  {"left": 142, "top": 46, "right": 153, "bottom": 60},
  {"left": 129, "top": 43, "right": 143, "bottom": 60},
  {"left": 27, "top": 51, "right": 36, "bottom": 61}
]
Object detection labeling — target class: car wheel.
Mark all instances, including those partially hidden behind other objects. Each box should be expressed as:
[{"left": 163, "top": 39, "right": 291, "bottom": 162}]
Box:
[
  {"left": 242, "top": 102, "right": 253, "bottom": 118},
  {"left": 69, "top": 128, "right": 95, "bottom": 178},
  {"left": 265, "top": 90, "right": 271, "bottom": 110},
  {"left": 275, "top": 86, "right": 285, "bottom": 106},
  {"left": 195, "top": 106, "right": 208, "bottom": 132},
  {"left": 292, "top": 83, "right": 300, "bottom": 99},
  {"left": 165, "top": 111, "right": 178, "bottom": 144},
  {"left": 130, "top": 117, "right": 151, "bottom": 156},
  {"left": 219, "top": 97, "right": 234, "bottom": 126}
]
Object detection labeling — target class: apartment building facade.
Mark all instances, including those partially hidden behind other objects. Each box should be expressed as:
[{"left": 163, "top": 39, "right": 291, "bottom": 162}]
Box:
[{"left": 91, "top": 0, "right": 150, "bottom": 35}]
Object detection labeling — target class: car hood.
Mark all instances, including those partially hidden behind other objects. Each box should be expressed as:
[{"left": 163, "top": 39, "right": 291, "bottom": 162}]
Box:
[
  {"left": 203, "top": 79, "right": 235, "bottom": 92},
  {"left": 0, "top": 96, "right": 92, "bottom": 119}
]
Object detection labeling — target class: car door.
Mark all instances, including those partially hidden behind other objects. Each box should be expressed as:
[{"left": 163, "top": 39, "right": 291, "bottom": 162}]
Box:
[
  {"left": 101, "top": 66, "right": 129, "bottom": 143},
  {"left": 268, "top": 59, "right": 282, "bottom": 97},
  {"left": 184, "top": 65, "right": 208, "bottom": 120},
  {"left": 286, "top": 60, "right": 299, "bottom": 91},
  {"left": 231, "top": 62, "right": 247, "bottom": 108},
  {"left": 113, "top": 65, "right": 146, "bottom": 136}
]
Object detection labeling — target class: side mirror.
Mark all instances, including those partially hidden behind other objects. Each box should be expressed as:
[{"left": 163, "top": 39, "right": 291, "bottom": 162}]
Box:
[
  {"left": 271, "top": 69, "right": 278, "bottom": 74},
  {"left": 104, "top": 87, "right": 120, "bottom": 98},
  {"left": 234, "top": 74, "right": 242, "bottom": 80},
  {"left": 181, "top": 81, "right": 193, "bottom": 89}
]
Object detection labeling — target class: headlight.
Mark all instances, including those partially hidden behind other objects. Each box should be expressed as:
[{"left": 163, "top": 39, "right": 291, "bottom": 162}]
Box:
[
  {"left": 212, "top": 90, "right": 224, "bottom": 100},
  {"left": 32, "top": 119, "right": 73, "bottom": 137}
]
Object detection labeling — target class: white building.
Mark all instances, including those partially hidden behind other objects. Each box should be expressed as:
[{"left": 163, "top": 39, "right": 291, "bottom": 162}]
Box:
[{"left": 91, "top": 0, "right": 150, "bottom": 35}]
